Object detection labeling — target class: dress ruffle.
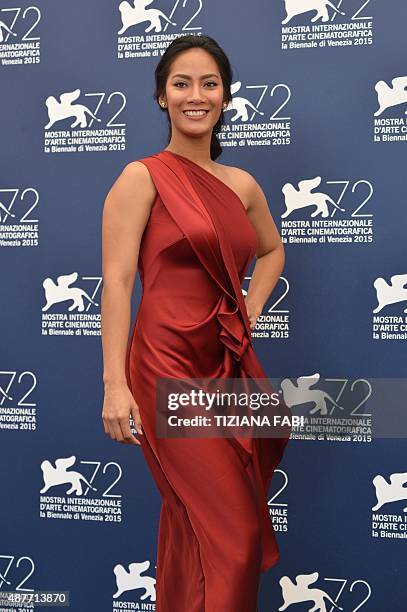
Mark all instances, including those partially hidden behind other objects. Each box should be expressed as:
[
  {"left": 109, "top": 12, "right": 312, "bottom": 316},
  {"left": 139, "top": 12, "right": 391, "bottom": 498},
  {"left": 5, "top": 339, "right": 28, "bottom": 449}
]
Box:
[{"left": 217, "top": 293, "right": 251, "bottom": 363}]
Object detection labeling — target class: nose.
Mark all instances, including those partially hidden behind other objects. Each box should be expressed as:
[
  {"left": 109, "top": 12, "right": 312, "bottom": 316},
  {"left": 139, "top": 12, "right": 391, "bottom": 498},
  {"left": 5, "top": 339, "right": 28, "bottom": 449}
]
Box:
[{"left": 186, "top": 82, "right": 206, "bottom": 104}]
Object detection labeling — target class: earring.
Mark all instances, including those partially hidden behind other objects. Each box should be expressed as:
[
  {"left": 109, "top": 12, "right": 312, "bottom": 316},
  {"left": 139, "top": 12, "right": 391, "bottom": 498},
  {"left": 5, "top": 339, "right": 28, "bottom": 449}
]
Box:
[
  {"left": 222, "top": 102, "right": 227, "bottom": 110},
  {"left": 160, "top": 101, "right": 167, "bottom": 108}
]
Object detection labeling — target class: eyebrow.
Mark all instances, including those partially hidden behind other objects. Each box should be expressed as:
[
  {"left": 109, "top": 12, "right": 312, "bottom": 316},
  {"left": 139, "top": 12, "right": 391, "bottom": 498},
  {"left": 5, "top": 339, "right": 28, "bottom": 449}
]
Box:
[{"left": 171, "top": 73, "right": 220, "bottom": 80}]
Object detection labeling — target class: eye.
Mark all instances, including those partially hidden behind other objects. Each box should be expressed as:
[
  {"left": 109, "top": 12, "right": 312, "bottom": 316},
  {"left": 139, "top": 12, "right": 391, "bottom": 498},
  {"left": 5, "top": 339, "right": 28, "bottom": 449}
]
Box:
[{"left": 173, "top": 81, "right": 218, "bottom": 88}]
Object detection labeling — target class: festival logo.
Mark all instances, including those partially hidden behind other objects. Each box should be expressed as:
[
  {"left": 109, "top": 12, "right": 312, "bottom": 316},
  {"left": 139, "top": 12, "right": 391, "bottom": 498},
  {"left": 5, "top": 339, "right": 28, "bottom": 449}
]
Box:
[
  {"left": 278, "top": 571, "right": 372, "bottom": 610},
  {"left": 371, "top": 470, "right": 407, "bottom": 540},
  {"left": 280, "top": 0, "right": 373, "bottom": 51},
  {"left": 279, "top": 175, "right": 375, "bottom": 245},
  {"left": 0, "top": 187, "right": 39, "bottom": 248},
  {"left": 0, "top": 370, "right": 37, "bottom": 432},
  {"left": 268, "top": 468, "right": 289, "bottom": 532},
  {"left": 221, "top": 80, "right": 292, "bottom": 148},
  {"left": 0, "top": 5, "right": 41, "bottom": 66},
  {"left": 372, "top": 273, "right": 407, "bottom": 341},
  {"left": 117, "top": 0, "right": 205, "bottom": 60},
  {"left": 0, "top": 554, "right": 37, "bottom": 611},
  {"left": 243, "top": 275, "right": 291, "bottom": 340},
  {"left": 44, "top": 89, "right": 127, "bottom": 154},
  {"left": 39, "top": 455, "right": 123, "bottom": 522},
  {"left": 118, "top": 0, "right": 176, "bottom": 34},
  {"left": 0, "top": 556, "right": 67, "bottom": 608},
  {"left": 283, "top": 373, "right": 372, "bottom": 443},
  {"left": 41, "top": 271, "right": 102, "bottom": 336},
  {"left": 112, "top": 560, "right": 156, "bottom": 606},
  {"left": 282, "top": 0, "right": 345, "bottom": 24},
  {"left": 373, "top": 75, "right": 407, "bottom": 143}
]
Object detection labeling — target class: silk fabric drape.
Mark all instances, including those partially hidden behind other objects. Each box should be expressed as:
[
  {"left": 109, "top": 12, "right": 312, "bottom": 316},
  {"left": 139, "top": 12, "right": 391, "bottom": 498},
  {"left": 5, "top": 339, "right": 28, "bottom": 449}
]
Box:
[{"left": 125, "top": 150, "right": 290, "bottom": 611}]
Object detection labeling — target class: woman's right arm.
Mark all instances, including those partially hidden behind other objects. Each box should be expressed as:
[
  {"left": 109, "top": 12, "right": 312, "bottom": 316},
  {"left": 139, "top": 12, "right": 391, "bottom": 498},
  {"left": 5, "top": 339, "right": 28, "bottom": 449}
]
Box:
[{"left": 101, "top": 161, "right": 156, "bottom": 446}]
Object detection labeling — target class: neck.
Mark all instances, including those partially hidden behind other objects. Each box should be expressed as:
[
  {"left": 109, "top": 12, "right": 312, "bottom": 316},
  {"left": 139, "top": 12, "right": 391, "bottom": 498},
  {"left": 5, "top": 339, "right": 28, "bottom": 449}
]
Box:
[{"left": 164, "top": 133, "right": 215, "bottom": 168}]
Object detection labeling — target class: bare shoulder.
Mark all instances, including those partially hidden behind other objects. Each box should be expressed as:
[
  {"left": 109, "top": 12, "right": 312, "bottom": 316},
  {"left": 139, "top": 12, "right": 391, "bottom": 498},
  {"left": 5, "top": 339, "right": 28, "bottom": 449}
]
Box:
[
  {"left": 103, "top": 160, "right": 157, "bottom": 217},
  {"left": 224, "top": 164, "right": 258, "bottom": 189},
  {"left": 120, "top": 160, "right": 157, "bottom": 198},
  {"left": 215, "top": 162, "right": 261, "bottom": 211}
]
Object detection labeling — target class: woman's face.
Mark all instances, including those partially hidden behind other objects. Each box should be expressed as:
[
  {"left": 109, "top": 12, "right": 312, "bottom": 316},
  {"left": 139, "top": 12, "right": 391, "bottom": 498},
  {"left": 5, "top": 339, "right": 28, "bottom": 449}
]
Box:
[{"left": 160, "top": 47, "right": 225, "bottom": 138}]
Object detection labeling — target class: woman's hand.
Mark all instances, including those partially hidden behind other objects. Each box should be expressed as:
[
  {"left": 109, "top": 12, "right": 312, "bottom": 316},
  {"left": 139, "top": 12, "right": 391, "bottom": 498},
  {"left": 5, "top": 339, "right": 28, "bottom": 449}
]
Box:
[
  {"left": 102, "top": 382, "right": 143, "bottom": 446},
  {"left": 244, "top": 297, "right": 262, "bottom": 330}
]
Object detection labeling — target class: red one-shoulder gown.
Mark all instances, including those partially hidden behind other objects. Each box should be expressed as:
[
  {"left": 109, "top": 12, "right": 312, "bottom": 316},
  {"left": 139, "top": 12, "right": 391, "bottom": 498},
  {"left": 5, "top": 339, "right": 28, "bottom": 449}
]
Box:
[{"left": 125, "top": 150, "right": 290, "bottom": 611}]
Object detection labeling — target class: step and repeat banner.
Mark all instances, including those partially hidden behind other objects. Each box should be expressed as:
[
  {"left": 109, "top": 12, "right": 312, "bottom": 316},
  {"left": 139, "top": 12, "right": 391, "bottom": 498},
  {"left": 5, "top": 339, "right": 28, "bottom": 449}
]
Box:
[{"left": 1, "top": 1, "right": 406, "bottom": 610}]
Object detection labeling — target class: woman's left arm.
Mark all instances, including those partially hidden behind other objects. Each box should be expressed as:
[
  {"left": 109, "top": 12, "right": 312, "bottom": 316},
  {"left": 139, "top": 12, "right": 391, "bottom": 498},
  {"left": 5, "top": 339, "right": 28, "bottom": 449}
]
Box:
[{"left": 244, "top": 174, "right": 285, "bottom": 329}]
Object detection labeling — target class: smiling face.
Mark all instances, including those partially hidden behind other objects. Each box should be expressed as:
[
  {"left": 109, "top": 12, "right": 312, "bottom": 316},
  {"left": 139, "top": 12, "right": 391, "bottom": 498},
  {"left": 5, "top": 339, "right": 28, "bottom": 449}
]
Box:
[{"left": 159, "top": 47, "right": 226, "bottom": 139}]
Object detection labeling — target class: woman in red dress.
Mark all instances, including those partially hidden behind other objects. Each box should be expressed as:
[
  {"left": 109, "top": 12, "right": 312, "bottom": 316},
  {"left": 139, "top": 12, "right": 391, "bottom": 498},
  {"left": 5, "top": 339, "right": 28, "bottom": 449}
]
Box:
[{"left": 101, "top": 35, "right": 290, "bottom": 611}]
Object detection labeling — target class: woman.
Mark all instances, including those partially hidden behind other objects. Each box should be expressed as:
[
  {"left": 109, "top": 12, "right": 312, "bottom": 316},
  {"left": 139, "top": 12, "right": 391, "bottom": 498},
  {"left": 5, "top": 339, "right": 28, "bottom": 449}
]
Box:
[{"left": 101, "top": 34, "right": 290, "bottom": 611}]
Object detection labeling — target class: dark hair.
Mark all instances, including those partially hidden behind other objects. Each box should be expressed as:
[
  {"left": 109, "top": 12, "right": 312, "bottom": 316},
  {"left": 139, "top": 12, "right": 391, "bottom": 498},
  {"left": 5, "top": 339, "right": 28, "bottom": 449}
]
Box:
[{"left": 154, "top": 35, "right": 233, "bottom": 160}]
